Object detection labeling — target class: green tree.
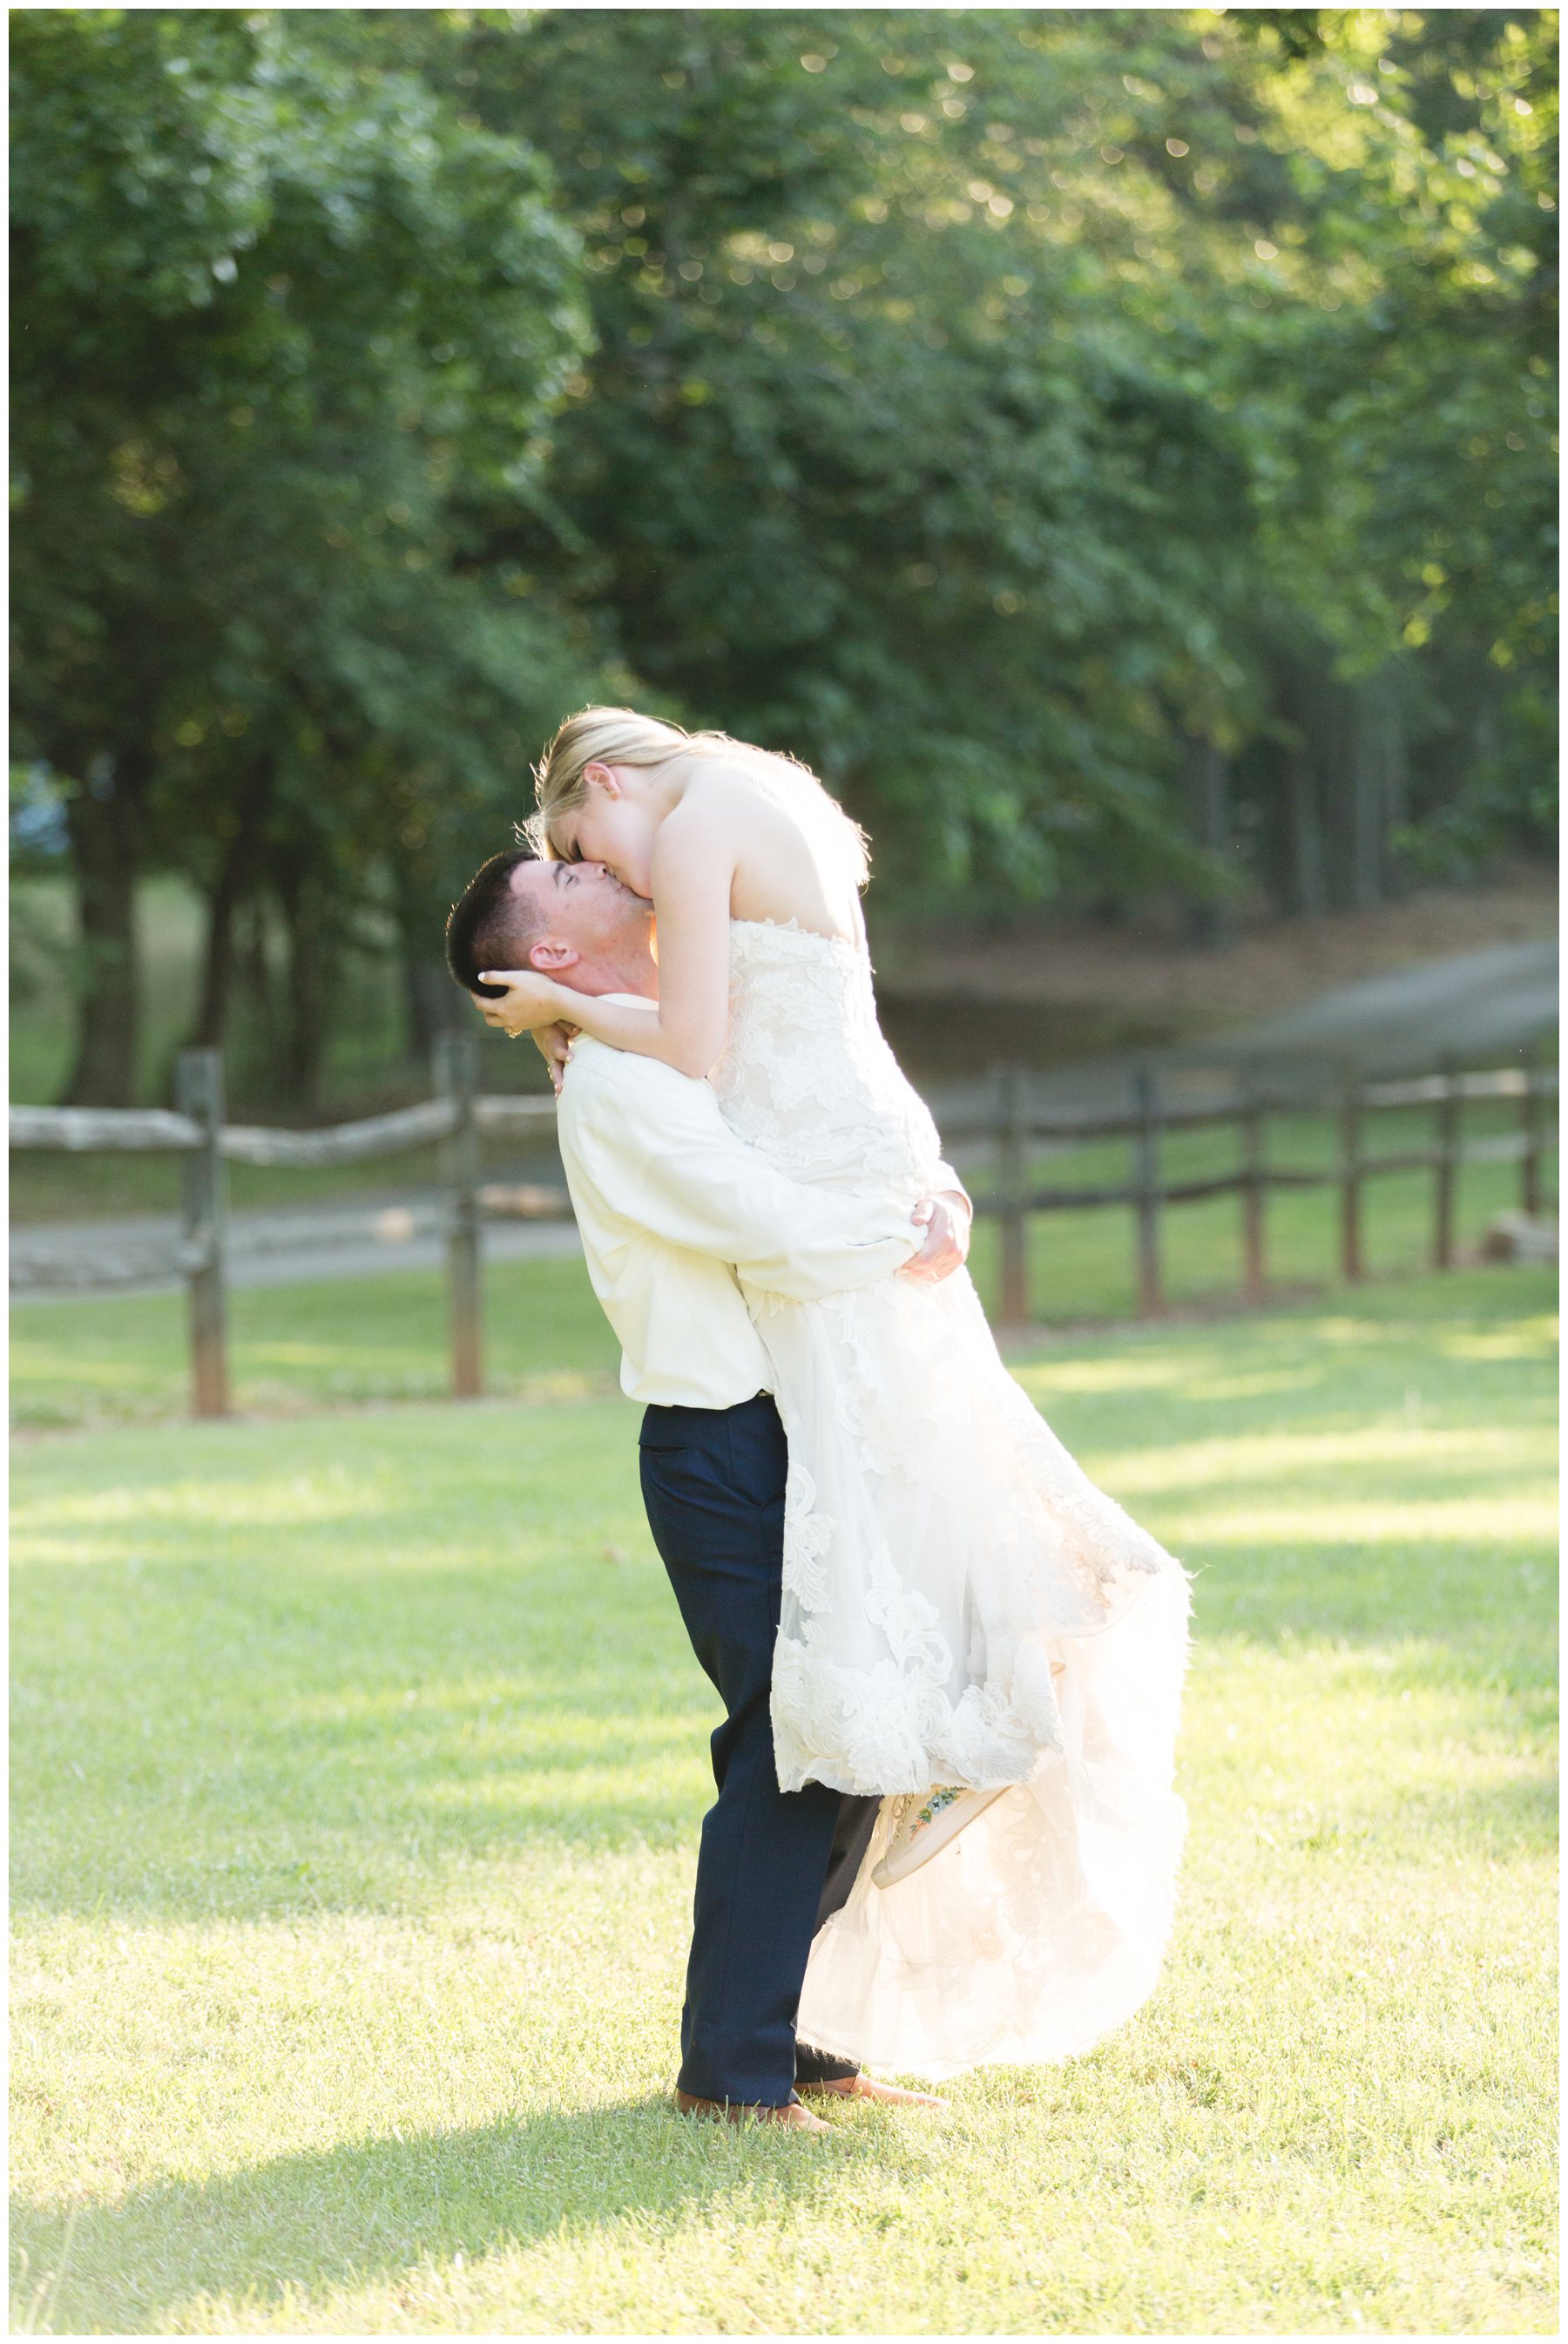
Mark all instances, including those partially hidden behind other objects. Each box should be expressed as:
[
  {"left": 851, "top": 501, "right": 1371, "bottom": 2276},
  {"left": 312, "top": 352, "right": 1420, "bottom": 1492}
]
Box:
[
  {"left": 11, "top": 9, "right": 591, "bottom": 1103},
  {"left": 1193, "top": 9, "right": 1558, "bottom": 904},
  {"left": 452, "top": 6, "right": 1554, "bottom": 916},
  {"left": 13, "top": 8, "right": 1553, "bottom": 1117},
  {"left": 435, "top": 10, "right": 1277, "bottom": 909}
]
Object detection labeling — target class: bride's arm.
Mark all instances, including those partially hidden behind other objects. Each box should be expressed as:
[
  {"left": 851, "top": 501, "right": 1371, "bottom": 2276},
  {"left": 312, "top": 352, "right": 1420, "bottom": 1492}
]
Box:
[{"left": 479, "top": 812, "right": 736, "bottom": 1078}]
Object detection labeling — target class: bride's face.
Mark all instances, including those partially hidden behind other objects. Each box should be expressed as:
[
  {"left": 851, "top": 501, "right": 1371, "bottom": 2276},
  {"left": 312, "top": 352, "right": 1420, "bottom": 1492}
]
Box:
[{"left": 553, "top": 768, "right": 657, "bottom": 898}]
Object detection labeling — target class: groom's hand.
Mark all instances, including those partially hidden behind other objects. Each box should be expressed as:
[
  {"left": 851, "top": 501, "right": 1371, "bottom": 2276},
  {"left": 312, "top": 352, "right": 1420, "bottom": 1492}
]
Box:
[
  {"left": 531, "top": 1020, "right": 579, "bottom": 1095},
  {"left": 900, "top": 1192, "right": 971, "bottom": 1284}
]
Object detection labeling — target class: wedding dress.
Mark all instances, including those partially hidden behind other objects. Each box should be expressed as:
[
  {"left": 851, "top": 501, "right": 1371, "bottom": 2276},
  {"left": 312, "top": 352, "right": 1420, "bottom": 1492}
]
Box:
[{"left": 713, "top": 915, "right": 1192, "bottom": 2079}]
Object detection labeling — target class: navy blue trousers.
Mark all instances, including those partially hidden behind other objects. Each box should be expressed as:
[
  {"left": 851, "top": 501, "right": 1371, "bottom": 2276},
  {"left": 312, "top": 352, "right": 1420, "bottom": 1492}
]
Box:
[{"left": 639, "top": 1392, "right": 875, "bottom": 2107}]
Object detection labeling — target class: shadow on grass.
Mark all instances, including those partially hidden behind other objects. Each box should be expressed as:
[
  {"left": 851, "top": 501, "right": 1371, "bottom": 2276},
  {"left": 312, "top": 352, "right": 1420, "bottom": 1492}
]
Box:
[{"left": 12, "top": 2099, "right": 848, "bottom": 2334}]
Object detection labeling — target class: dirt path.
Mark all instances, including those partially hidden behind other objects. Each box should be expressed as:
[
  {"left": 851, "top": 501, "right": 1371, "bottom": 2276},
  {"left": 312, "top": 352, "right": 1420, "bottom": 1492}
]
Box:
[
  {"left": 875, "top": 870, "right": 1555, "bottom": 1027},
  {"left": 1186, "top": 938, "right": 1557, "bottom": 1076}
]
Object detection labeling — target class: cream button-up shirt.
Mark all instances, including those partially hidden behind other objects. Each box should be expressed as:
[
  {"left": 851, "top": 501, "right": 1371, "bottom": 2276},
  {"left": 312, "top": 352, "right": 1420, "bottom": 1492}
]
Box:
[{"left": 555, "top": 999, "right": 958, "bottom": 1409}]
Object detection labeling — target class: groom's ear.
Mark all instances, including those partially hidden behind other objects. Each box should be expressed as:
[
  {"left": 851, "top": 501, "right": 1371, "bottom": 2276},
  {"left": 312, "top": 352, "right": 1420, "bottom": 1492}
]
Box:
[{"left": 528, "top": 937, "right": 579, "bottom": 972}]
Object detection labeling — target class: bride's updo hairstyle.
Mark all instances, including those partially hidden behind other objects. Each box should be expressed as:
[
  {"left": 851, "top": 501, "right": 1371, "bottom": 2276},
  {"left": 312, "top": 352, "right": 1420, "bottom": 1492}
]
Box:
[{"left": 531, "top": 704, "right": 869, "bottom": 885}]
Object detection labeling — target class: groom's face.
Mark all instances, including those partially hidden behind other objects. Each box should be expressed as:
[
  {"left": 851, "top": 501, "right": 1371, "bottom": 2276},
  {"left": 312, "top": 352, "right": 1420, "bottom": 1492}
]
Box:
[{"left": 508, "top": 857, "right": 655, "bottom": 992}]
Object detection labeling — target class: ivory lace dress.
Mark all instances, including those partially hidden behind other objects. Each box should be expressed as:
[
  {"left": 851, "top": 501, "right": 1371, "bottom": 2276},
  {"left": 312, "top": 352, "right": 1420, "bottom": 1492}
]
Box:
[{"left": 714, "top": 917, "right": 1192, "bottom": 2079}]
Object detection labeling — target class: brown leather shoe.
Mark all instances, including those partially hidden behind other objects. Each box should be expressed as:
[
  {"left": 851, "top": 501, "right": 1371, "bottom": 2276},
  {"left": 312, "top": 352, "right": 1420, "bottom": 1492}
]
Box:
[
  {"left": 799, "top": 2072, "right": 949, "bottom": 2109},
  {"left": 675, "top": 2088, "right": 832, "bottom": 2133}
]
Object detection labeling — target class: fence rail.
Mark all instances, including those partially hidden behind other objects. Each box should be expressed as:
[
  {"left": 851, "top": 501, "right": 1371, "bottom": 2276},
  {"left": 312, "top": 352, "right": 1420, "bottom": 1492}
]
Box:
[
  {"left": 937, "top": 1062, "right": 1549, "bottom": 1142},
  {"left": 10, "top": 1041, "right": 1557, "bottom": 1416},
  {"left": 970, "top": 1053, "right": 1557, "bottom": 1324},
  {"left": 8, "top": 1091, "right": 558, "bottom": 1164}
]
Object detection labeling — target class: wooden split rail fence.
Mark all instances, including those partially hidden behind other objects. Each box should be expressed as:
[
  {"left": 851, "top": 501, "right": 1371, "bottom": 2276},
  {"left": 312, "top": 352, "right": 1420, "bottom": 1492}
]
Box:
[
  {"left": 10, "top": 1040, "right": 1557, "bottom": 1419},
  {"left": 10, "top": 1037, "right": 560, "bottom": 1417},
  {"left": 958, "top": 1053, "right": 1558, "bottom": 1327}
]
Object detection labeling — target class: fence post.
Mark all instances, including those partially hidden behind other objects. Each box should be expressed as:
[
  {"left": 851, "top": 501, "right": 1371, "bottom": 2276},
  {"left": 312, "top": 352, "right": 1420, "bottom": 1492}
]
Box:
[
  {"left": 995, "top": 1064, "right": 1029, "bottom": 1327},
  {"left": 1132, "top": 1064, "right": 1165, "bottom": 1318},
  {"left": 1520, "top": 1043, "right": 1544, "bottom": 1218},
  {"left": 175, "top": 1047, "right": 230, "bottom": 1419},
  {"left": 1240, "top": 1069, "right": 1267, "bottom": 1306},
  {"left": 437, "top": 1029, "right": 483, "bottom": 1398},
  {"left": 1433, "top": 1053, "right": 1459, "bottom": 1270},
  {"left": 1338, "top": 1063, "right": 1364, "bottom": 1283}
]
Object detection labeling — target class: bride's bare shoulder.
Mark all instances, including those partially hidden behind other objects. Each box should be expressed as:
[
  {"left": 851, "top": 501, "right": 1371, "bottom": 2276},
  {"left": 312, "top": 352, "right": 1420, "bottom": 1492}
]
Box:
[{"left": 672, "top": 758, "right": 780, "bottom": 836}]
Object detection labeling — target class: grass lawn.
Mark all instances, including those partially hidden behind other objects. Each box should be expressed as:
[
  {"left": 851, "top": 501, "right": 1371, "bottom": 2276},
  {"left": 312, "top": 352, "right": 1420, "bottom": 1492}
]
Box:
[
  {"left": 10, "top": 1266, "right": 1558, "bottom": 2334},
  {"left": 10, "top": 1257, "right": 623, "bottom": 1430}
]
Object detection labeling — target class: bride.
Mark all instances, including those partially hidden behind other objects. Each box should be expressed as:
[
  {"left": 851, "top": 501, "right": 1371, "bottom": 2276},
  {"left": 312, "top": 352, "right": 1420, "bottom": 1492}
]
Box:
[{"left": 479, "top": 707, "right": 1191, "bottom": 2077}]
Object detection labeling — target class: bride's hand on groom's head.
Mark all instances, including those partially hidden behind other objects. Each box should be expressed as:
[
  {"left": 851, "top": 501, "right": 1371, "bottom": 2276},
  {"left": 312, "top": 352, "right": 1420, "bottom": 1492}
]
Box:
[
  {"left": 900, "top": 1193, "right": 971, "bottom": 1284},
  {"left": 475, "top": 968, "right": 564, "bottom": 1038}
]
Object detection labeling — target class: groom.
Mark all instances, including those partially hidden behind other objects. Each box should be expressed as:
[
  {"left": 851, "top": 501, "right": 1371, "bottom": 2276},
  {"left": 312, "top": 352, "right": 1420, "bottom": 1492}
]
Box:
[{"left": 446, "top": 850, "right": 970, "bottom": 2131}]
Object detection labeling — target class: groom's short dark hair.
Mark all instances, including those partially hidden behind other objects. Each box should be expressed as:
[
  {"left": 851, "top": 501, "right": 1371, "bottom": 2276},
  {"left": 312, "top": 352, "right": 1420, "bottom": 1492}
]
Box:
[{"left": 445, "top": 849, "right": 540, "bottom": 999}]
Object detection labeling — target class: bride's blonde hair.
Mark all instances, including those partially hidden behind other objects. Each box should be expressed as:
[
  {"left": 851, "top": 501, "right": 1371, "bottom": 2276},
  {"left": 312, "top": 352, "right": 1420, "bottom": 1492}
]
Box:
[{"left": 531, "top": 705, "right": 869, "bottom": 885}]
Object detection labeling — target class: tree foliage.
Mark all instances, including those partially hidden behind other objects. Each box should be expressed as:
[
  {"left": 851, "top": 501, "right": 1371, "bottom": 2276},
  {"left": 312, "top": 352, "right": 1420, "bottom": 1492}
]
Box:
[
  {"left": 11, "top": 8, "right": 591, "bottom": 1101},
  {"left": 10, "top": 8, "right": 1557, "bottom": 1103}
]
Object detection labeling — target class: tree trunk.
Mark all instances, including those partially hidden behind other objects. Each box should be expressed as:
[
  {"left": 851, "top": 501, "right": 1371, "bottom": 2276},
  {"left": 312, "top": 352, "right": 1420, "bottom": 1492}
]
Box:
[
  {"left": 62, "top": 749, "right": 151, "bottom": 1107},
  {"left": 276, "top": 864, "right": 333, "bottom": 1112},
  {"left": 233, "top": 897, "right": 278, "bottom": 1098},
  {"left": 191, "top": 800, "right": 265, "bottom": 1049},
  {"left": 1380, "top": 694, "right": 1409, "bottom": 899},
  {"left": 1183, "top": 735, "right": 1235, "bottom": 949},
  {"left": 404, "top": 954, "right": 458, "bottom": 1058},
  {"left": 1349, "top": 688, "right": 1384, "bottom": 911},
  {"left": 1286, "top": 740, "right": 1328, "bottom": 915},
  {"left": 391, "top": 854, "right": 458, "bottom": 1061}
]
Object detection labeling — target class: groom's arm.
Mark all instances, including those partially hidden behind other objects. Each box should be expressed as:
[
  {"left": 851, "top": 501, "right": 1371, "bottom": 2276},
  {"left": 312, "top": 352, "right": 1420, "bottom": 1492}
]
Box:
[{"left": 560, "top": 1052, "right": 926, "bottom": 1301}]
